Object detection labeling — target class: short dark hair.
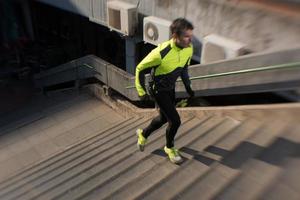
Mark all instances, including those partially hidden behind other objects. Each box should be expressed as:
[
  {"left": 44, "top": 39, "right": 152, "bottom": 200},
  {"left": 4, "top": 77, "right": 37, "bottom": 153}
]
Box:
[{"left": 170, "top": 18, "right": 194, "bottom": 37}]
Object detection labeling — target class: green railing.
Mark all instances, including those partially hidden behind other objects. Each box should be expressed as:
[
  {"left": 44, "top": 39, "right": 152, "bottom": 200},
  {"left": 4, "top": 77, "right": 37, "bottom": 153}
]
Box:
[{"left": 125, "top": 61, "right": 300, "bottom": 89}]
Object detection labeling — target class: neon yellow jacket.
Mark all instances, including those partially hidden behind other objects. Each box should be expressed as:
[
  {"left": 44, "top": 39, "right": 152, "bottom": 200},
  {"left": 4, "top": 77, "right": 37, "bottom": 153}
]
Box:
[{"left": 135, "top": 38, "right": 193, "bottom": 96}]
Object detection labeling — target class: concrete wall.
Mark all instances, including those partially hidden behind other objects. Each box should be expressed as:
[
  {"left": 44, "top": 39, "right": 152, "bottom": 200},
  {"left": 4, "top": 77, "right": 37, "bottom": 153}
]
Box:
[
  {"left": 36, "top": 0, "right": 300, "bottom": 53},
  {"left": 184, "top": 0, "right": 300, "bottom": 52},
  {"left": 133, "top": 0, "right": 300, "bottom": 52}
]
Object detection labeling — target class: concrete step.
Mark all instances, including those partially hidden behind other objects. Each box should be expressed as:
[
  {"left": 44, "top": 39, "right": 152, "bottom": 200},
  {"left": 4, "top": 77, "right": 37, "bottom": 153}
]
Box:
[
  {"left": 56, "top": 115, "right": 241, "bottom": 199},
  {"left": 158, "top": 118, "right": 265, "bottom": 200},
  {"left": 212, "top": 123, "right": 300, "bottom": 200},
  {"left": 0, "top": 117, "right": 148, "bottom": 200},
  {"left": 1, "top": 104, "right": 296, "bottom": 200},
  {"left": 0, "top": 90, "right": 125, "bottom": 182},
  {"left": 30, "top": 117, "right": 199, "bottom": 200},
  {"left": 104, "top": 116, "right": 223, "bottom": 200},
  {"left": 74, "top": 116, "right": 215, "bottom": 200},
  {"left": 257, "top": 158, "right": 300, "bottom": 200},
  {"left": 133, "top": 117, "right": 241, "bottom": 200},
  {"left": 0, "top": 116, "right": 136, "bottom": 192}
]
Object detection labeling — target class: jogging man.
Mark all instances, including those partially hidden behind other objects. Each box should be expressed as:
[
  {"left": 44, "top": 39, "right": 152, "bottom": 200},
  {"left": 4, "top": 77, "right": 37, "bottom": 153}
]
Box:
[{"left": 135, "top": 18, "right": 195, "bottom": 164}]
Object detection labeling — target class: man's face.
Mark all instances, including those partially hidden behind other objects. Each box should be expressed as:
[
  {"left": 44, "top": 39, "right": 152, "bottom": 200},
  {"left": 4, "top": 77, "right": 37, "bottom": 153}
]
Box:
[{"left": 175, "top": 29, "right": 193, "bottom": 48}]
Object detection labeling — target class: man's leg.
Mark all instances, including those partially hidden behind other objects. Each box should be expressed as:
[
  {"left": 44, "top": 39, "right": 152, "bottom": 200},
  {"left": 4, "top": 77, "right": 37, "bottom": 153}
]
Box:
[
  {"left": 157, "top": 99, "right": 181, "bottom": 148},
  {"left": 143, "top": 110, "right": 167, "bottom": 138},
  {"left": 155, "top": 91, "right": 183, "bottom": 164},
  {"left": 136, "top": 104, "right": 167, "bottom": 151}
]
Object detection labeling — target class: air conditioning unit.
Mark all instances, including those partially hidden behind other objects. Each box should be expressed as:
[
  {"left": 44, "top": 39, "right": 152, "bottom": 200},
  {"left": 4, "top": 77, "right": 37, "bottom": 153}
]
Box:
[
  {"left": 143, "top": 16, "right": 171, "bottom": 46},
  {"left": 201, "top": 34, "right": 246, "bottom": 64},
  {"left": 107, "top": 1, "right": 137, "bottom": 36}
]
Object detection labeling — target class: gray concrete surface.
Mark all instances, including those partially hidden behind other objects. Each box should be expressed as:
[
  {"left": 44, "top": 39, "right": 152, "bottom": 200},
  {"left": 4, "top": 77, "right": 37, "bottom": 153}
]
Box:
[
  {"left": 0, "top": 86, "right": 299, "bottom": 199},
  {"left": 0, "top": 89, "right": 125, "bottom": 181}
]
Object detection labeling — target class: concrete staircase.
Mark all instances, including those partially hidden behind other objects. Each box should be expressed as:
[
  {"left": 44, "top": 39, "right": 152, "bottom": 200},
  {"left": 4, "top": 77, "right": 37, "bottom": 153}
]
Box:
[
  {"left": 0, "top": 96, "right": 299, "bottom": 200},
  {"left": 0, "top": 89, "right": 125, "bottom": 181}
]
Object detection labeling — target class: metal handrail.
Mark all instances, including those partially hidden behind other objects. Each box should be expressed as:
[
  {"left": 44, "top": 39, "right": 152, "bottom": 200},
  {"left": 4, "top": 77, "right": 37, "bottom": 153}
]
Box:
[{"left": 125, "top": 61, "right": 300, "bottom": 89}]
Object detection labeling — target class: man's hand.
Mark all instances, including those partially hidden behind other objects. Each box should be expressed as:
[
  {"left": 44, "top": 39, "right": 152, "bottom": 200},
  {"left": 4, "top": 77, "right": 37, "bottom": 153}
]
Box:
[{"left": 186, "top": 86, "right": 194, "bottom": 98}]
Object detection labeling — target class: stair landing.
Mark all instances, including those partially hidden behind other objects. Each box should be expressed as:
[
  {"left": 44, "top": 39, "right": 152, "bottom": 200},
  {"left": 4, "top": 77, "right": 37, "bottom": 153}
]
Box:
[{"left": 0, "top": 89, "right": 125, "bottom": 181}]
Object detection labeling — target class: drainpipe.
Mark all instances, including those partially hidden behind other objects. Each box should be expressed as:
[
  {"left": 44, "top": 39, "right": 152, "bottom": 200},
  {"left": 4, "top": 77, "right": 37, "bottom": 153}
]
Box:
[{"left": 125, "top": 37, "right": 136, "bottom": 75}]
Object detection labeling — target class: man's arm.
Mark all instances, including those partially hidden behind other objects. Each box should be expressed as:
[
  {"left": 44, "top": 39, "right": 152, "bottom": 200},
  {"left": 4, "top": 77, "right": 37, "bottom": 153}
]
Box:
[
  {"left": 135, "top": 48, "right": 161, "bottom": 97},
  {"left": 181, "top": 57, "right": 194, "bottom": 98}
]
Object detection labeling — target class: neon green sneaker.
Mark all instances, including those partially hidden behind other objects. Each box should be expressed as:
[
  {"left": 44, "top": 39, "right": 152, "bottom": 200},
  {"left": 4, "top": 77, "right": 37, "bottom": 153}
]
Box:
[
  {"left": 136, "top": 129, "right": 147, "bottom": 151},
  {"left": 164, "top": 146, "right": 183, "bottom": 164},
  {"left": 176, "top": 99, "right": 188, "bottom": 108}
]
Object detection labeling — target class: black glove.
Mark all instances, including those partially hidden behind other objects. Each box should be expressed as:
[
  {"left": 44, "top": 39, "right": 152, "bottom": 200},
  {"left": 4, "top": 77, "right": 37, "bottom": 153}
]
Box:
[
  {"left": 139, "top": 94, "right": 150, "bottom": 101},
  {"left": 186, "top": 87, "right": 194, "bottom": 98}
]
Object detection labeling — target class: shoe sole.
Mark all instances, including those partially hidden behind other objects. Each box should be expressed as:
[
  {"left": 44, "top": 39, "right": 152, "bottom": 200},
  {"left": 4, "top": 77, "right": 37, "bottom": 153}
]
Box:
[
  {"left": 170, "top": 158, "right": 183, "bottom": 164},
  {"left": 164, "top": 148, "right": 183, "bottom": 164}
]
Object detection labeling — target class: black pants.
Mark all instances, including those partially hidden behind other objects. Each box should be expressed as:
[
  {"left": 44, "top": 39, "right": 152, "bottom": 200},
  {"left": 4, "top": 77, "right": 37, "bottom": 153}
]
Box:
[{"left": 143, "top": 90, "right": 181, "bottom": 148}]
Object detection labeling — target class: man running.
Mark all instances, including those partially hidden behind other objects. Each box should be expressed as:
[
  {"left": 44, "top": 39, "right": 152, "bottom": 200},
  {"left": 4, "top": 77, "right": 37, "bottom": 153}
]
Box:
[{"left": 135, "top": 18, "right": 195, "bottom": 164}]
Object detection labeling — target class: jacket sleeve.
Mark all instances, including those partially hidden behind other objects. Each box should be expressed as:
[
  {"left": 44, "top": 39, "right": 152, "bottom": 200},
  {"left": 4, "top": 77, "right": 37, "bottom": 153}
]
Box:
[
  {"left": 181, "top": 56, "right": 194, "bottom": 97},
  {"left": 181, "top": 55, "right": 192, "bottom": 86},
  {"left": 135, "top": 48, "right": 161, "bottom": 96},
  {"left": 181, "top": 65, "right": 191, "bottom": 90}
]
